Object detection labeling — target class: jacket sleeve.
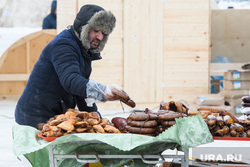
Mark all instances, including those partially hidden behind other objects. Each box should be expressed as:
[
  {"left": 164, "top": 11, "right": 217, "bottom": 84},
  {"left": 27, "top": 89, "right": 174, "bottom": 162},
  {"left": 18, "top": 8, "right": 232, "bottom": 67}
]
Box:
[
  {"left": 51, "top": 42, "right": 89, "bottom": 97},
  {"left": 74, "top": 95, "right": 98, "bottom": 112}
]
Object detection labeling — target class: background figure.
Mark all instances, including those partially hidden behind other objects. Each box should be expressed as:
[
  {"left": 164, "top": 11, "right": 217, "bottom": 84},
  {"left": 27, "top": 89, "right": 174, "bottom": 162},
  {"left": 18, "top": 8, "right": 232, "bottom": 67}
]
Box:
[{"left": 42, "top": 0, "right": 57, "bottom": 29}]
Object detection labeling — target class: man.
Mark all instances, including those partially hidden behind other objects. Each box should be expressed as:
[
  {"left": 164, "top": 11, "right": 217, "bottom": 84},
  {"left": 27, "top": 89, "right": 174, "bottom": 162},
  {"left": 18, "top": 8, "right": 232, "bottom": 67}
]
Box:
[
  {"left": 42, "top": 0, "right": 57, "bottom": 29},
  {"left": 15, "top": 4, "right": 122, "bottom": 128}
]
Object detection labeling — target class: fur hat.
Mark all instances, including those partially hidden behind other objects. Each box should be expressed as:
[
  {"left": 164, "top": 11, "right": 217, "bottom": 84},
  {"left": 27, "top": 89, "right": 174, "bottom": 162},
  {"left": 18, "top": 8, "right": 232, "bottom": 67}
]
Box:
[{"left": 73, "top": 5, "right": 116, "bottom": 53}]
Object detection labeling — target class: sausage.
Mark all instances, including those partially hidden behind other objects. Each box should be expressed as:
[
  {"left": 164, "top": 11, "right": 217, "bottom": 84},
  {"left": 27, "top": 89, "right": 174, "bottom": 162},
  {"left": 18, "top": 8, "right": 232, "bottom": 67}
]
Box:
[
  {"left": 160, "top": 120, "right": 176, "bottom": 126},
  {"left": 111, "top": 88, "right": 129, "bottom": 101},
  {"left": 125, "top": 125, "right": 156, "bottom": 134},
  {"left": 158, "top": 113, "right": 184, "bottom": 121},
  {"left": 121, "top": 98, "right": 136, "bottom": 108},
  {"left": 127, "top": 120, "right": 158, "bottom": 128},
  {"left": 111, "top": 117, "right": 127, "bottom": 132},
  {"left": 111, "top": 88, "right": 136, "bottom": 108},
  {"left": 145, "top": 108, "right": 155, "bottom": 114},
  {"left": 198, "top": 107, "right": 222, "bottom": 113},
  {"left": 157, "top": 125, "right": 170, "bottom": 133},
  {"left": 157, "top": 110, "right": 176, "bottom": 115},
  {"left": 128, "top": 113, "right": 158, "bottom": 121}
]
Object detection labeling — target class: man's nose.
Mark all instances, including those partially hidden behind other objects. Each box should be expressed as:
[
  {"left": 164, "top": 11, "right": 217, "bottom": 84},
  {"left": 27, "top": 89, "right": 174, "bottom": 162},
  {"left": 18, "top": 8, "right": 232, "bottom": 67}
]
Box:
[{"left": 96, "top": 31, "right": 104, "bottom": 41}]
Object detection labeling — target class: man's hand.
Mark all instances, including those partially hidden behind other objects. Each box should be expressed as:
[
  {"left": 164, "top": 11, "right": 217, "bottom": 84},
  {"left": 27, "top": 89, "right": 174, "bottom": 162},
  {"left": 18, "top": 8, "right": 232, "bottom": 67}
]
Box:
[
  {"left": 104, "top": 84, "right": 136, "bottom": 108},
  {"left": 104, "top": 84, "right": 121, "bottom": 101}
]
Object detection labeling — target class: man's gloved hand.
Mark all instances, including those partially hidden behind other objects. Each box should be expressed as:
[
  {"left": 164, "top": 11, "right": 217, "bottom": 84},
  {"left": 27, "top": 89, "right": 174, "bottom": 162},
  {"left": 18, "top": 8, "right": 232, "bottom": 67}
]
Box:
[
  {"left": 104, "top": 84, "right": 136, "bottom": 108},
  {"left": 104, "top": 84, "right": 121, "bottom": 101}
]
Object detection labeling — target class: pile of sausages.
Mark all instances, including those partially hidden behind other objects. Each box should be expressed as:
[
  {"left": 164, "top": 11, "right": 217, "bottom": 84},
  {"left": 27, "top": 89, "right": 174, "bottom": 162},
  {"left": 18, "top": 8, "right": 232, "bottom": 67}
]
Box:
[{"left": 112, "top": 110, "right": 187, "bottom": 137}]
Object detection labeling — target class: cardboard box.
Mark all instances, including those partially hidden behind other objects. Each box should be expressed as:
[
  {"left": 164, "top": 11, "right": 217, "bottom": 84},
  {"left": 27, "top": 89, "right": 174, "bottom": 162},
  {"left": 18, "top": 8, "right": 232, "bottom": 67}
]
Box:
[
  {"left": 234, "top": 106, "right": 243, "bottom": 115},
  {"left": 225, "top": 97, "right": 242, "bottom": 107},
  {"left": 224, "top": 70, "right": 250, "bottom": 81},
  {"left": 222, "top": 89, "right": 250, "bottom": 99},
  {"left": 195, "top": 94, "right": 224, "bottom": 106},
  {"left": 223, "top": 80, "right": 250, "bottom": 90}
]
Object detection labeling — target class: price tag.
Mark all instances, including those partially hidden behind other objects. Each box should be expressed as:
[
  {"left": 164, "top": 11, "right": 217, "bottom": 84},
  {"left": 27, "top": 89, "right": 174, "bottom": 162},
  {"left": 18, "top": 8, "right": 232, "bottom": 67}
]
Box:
[
  {"left": 234, "top": 81, "right": 241, "bottom": 89},
  {"left": 200, "top": 96, "right": 207, "bottom": 103},
  {"left": 236, "top": 106, "right": 241, "bottom": 114},
  {"left": 233, "top": 71, "right": 240, "bottom": 80}
]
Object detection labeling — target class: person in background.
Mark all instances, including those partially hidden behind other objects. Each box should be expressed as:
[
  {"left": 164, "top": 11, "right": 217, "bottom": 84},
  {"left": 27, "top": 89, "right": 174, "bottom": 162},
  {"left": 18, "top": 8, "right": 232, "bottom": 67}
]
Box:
[
  {"left": 42, "top": 0, "right": 57, "bottom": 29},
  {"left": 15, "top": 4, "right": 123, "bottom": 128}
]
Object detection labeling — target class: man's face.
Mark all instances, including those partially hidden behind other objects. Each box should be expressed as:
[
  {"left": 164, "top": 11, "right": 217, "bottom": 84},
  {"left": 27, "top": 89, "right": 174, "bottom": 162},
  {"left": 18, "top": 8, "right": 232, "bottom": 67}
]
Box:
[{"left": 88, "top": 29, "right": 104, "bottom": 49}]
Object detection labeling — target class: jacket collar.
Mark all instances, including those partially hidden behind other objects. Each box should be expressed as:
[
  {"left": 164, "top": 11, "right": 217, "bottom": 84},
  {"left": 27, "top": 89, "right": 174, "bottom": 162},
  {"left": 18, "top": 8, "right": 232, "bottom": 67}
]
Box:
[{"left": 69, "top": 26, "right": 102, "bottom": 61}]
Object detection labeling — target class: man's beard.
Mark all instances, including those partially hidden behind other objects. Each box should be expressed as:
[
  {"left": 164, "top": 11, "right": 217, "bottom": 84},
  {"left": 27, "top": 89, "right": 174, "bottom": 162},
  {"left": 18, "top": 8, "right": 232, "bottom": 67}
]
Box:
[{"left": 90, "top": 38, "right": 101, "bottom": 49}]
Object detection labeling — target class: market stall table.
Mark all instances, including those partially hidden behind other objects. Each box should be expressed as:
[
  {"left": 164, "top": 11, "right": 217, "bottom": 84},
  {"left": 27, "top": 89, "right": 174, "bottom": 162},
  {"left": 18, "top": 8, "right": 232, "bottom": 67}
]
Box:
[
  {"left": 48, "top": 140, "right": 189, "bottom": 167},
  {"left": 13, "top": 114, "right": 213, "bottom": 167}
]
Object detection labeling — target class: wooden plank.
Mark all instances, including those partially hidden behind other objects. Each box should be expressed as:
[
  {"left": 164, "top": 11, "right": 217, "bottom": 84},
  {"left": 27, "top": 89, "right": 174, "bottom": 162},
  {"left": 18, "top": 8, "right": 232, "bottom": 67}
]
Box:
[
  {"left": 0, "top": 81, "right": 27, "bottom": 95},
  {"left": 164, "top": 51, "right": 209, "bottom": 64},
  {"left": 0, "top": 30, "right": 56, "bottom": 74},
  {"left": 0, "top": 95, "right": 20, "bottom": 100},
  {"left": 163, "top": 0, "right": 210, "bottom": 103},
  {"left": 164, "top": 23, "right": 209, "bottom": 37},
  {"left": 0, "top": 43, "right": 27, "bottom": 74},
  {"left": 57, "top": 0, "right": 78, "bottom": 33},
  {"left": 26, "top": 41, "right": 30, "bottom": 74},
  {"left": 124, "top": 0, "right": 164, "bottom": 103},
  {"left": 164, "top": 37, "right": 209, "bottom": 51},
  {"left": 0, "top": 74, "right": 29, "bottom": 81},
  {"left": 210, "top": 63, "right": 245, "bottom": 76},
  {"left": 0, "top": 30, "right": 56, "bottom": 98}
]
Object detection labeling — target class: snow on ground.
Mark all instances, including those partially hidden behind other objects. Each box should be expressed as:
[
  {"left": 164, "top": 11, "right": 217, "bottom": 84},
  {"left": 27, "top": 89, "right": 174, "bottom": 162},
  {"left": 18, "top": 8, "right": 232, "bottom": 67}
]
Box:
[{"left": 0, "top": 101, "right": 31, "bottom": 167}]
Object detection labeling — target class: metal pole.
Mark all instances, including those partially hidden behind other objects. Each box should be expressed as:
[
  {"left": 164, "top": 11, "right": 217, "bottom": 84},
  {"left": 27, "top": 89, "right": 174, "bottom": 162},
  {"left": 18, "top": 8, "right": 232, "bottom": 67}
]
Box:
[{"left": 49, "top": 145, "right": 55, "bottom": 167}]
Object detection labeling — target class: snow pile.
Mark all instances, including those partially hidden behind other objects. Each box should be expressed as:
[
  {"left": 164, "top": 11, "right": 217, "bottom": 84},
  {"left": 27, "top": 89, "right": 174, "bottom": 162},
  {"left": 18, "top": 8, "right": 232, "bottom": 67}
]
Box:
[
  {"left": 0, "top": 27, "right": 41, "bottom": 57},
  {"left": 0, "top": 0, "right": 52, "bottom": 27},
  {"left": 0, "top": 0, "right": 52, "bottom": 57},
  {"left": 217, "top": 1, "right": 250, "bottom": 9}
]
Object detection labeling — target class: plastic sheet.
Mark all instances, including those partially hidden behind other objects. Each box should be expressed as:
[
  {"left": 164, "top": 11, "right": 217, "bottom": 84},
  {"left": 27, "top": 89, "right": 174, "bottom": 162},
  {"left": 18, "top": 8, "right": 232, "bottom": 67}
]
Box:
[{"left": 13, "top": 114, "right": 213, "bottom": 167}]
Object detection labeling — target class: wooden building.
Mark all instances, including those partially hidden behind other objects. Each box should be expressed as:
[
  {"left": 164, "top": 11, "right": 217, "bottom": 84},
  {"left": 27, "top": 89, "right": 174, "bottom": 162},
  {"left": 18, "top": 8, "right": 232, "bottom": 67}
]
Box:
[
  {"left": 0, "top": 30, "right": 57, "bottom": 99},
  {"left": 0, "top": 0, "right": 211, "bottom": 110},
  {"left": 58, "top": 0, "right": 210, "bottom": 109}
]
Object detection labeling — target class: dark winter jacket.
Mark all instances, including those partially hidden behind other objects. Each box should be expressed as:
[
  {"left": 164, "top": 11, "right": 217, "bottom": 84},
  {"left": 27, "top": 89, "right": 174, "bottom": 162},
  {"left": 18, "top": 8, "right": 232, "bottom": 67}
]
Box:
[
  {"left": 15, "top": 4, "right": 116, "bottom": 128},
  {"left": 42, "top": 0, "right": 57, "bottom": 29},
  {"left": 15, "top": 26, "right": 101, "bottom": 128}
]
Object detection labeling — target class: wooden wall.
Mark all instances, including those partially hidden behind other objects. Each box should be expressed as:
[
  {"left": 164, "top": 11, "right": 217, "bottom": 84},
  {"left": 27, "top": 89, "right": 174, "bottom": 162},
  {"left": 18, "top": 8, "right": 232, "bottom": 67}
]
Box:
[
  {"left": 0, "top": 30, "right": 56, "bottom": 100},
  {"left": 211, "top": 10, "right": 250, "bottom": 63},
  {"left": 57, "top": 0, "right": 210, "bottom": 109},
  {"left": 163, "top": 0, "right": 210, "bottom": 102}
]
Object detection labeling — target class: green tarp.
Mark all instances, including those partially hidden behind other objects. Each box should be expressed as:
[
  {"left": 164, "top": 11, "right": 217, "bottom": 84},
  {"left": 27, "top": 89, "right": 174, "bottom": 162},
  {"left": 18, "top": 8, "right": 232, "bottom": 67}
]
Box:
[{"left": 13, "top": 114, "right": 213, "bottom": 167}]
